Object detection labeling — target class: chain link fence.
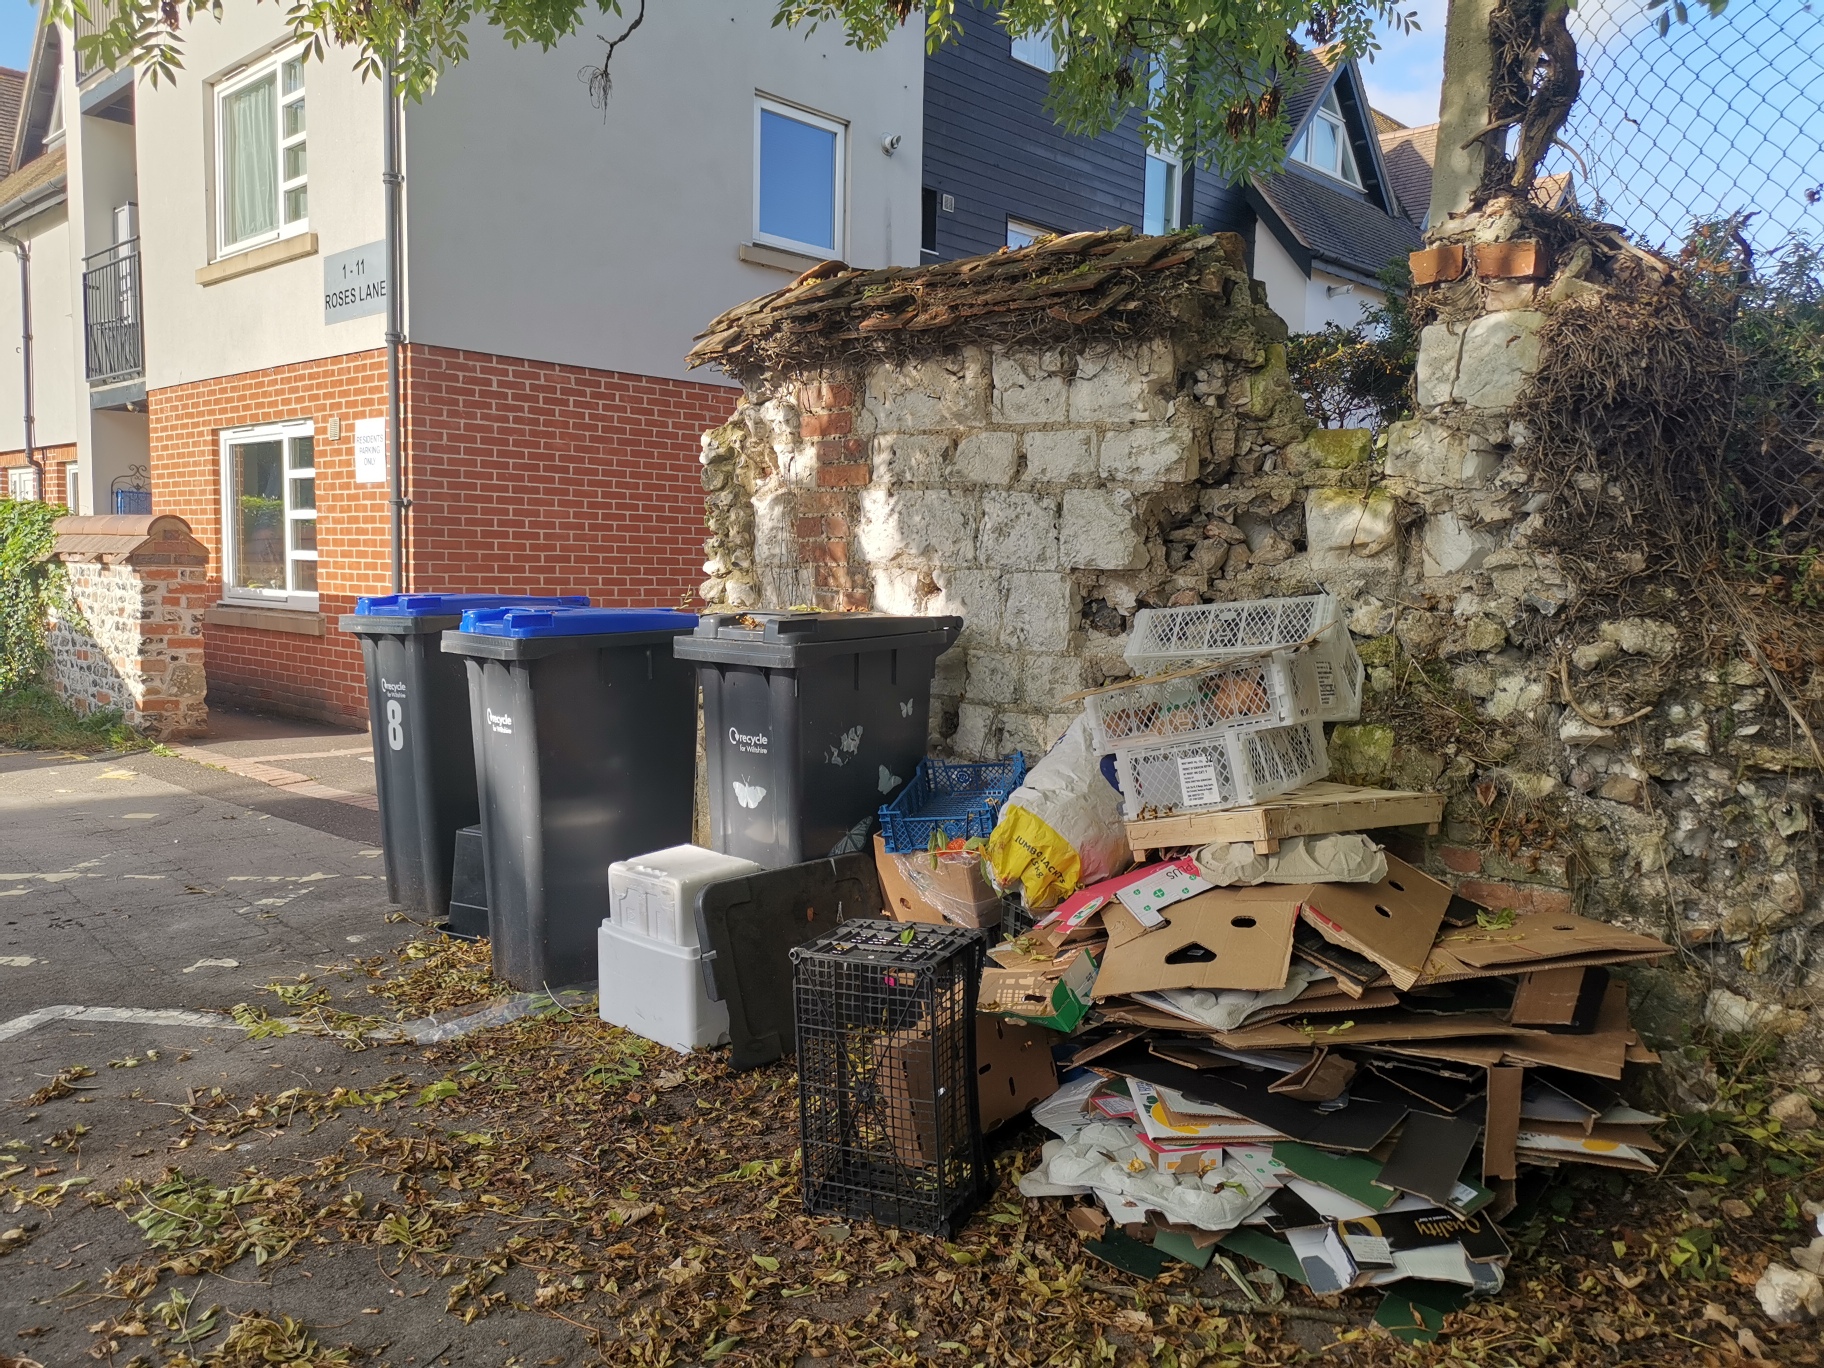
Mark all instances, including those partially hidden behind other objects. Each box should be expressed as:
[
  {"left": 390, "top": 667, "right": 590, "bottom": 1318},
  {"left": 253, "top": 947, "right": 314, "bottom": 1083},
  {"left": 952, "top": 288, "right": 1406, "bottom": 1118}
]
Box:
[{"left": 1541, "top": 0, "right": 1824, "bottom": 256}]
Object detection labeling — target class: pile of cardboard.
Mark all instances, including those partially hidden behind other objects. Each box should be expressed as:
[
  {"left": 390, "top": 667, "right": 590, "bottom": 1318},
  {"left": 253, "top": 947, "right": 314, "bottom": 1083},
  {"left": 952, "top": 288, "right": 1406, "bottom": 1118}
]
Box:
[{"left": 975, "top": 783, "right": 1673, "bottom": 1336}]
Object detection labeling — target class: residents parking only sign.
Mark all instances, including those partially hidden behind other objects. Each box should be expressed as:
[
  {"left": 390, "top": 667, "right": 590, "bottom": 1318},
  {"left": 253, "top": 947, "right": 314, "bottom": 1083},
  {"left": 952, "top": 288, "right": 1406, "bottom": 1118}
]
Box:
[{"left": 324, "top": 241, "right": 388, "bottom": 324}]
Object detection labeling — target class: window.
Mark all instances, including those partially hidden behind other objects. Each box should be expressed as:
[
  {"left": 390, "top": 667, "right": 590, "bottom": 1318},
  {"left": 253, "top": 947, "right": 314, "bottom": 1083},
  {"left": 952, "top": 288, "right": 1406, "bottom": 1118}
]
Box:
[
  {"left": 754, "top": 97, "right": 845, "bottom": 256},
  {"left": 221, "top": 421, "right": 317, "bottom": 606},
  {"left": 7, "top": 465, "right": 39, "bottom": 501},
  {"left": 1010, "top": 27, "right": 1058, "bottom": 71},
  {"left": 1006, "top": 218, "right": 1052, "bottom": 249},
  {"left": 1143, "top": 154, "right": 1181, "bottom": 235},
  {"left": 1289, "top": 88, "right": 1362, "bottom": 187},
  {"left": 215, "top": 49, "right": 308, "bottom": 257}
]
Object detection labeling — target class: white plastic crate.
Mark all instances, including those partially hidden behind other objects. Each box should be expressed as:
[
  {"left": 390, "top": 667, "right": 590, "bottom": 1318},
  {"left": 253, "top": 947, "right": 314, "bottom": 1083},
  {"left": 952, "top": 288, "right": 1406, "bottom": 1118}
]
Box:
[
  {"left": 1080, "top": 649, "right": 1322, "bottom": 752},
  {"left": 598, "top": 919, "right": 730, "bottom": 1053},
  {"left": 1110, "top": 721, "right": 1329, "bottom": 818},
  {"left": 608, "top": 844, "right": 765, "bottom": 948},
  {"left": 1124, "top": 595, "right": 1363, "bottom": 721}
]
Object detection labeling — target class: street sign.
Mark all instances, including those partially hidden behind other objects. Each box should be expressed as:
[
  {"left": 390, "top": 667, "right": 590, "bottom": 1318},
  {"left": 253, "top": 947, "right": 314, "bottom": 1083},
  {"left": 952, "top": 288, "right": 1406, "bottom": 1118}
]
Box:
[{"left": 324, "top": 241, "right": 388, "bottom": 324}]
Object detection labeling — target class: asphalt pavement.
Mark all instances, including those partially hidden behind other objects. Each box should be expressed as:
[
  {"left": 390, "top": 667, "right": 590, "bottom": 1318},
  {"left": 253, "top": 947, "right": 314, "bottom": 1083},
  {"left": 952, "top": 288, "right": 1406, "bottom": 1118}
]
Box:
[{"left": 0, "top": 736, "right": 587, "bottom": 1365}]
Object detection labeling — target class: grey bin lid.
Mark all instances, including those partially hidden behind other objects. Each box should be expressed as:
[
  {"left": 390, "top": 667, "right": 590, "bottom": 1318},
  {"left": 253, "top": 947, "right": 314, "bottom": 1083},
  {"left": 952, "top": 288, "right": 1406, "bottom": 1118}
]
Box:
[{"left": 674, "top": 611, "right": 961, "bottom": 668}]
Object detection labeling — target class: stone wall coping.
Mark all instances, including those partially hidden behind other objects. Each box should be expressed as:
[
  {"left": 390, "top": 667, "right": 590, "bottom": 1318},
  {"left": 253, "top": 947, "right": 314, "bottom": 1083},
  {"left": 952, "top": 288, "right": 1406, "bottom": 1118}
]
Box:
[{"left": 52, "top": 514, "right": 208, "bottom": 565}]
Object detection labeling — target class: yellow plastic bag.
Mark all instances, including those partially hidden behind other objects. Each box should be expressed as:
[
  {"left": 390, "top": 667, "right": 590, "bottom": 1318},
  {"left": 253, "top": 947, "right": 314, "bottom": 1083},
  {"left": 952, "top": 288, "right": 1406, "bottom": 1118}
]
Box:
[{"left": 985, "top": 716, "right": 1130, "bottom": 911}]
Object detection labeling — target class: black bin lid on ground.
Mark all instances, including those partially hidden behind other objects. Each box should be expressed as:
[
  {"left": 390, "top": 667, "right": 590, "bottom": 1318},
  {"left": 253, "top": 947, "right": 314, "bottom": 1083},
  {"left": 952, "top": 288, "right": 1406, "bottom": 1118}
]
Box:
[
  {"left": 694, "top": 853, "right": 880, "bottom": 1070},
  {"left": 674, "top": 611, "right": 962, "bottom": 668}
]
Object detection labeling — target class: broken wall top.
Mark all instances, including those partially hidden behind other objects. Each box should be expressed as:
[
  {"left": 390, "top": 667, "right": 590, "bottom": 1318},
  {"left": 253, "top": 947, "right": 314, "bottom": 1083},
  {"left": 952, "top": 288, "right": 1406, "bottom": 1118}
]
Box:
[{"left": 687, "top": 228, "right": 1270, "bottom": 381}]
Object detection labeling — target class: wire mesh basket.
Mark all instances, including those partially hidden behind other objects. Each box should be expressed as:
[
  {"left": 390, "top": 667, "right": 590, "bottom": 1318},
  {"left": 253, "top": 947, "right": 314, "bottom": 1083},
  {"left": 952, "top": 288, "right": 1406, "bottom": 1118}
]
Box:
[
  {"left": 1080, "top": 649, "right": 1319, "bottom": 751},
  {"left": 1110, "top": 721, "right": 1328, "bottom": 818},
  {"left": 793, "top": 920, "right": 988, "bottom": 1236},
  {"left": 1124, "top": 595, "right": 1363, "bottom": 721},
  {"left": 877, "top": 754, "right": 1028, "bottom": 854}
]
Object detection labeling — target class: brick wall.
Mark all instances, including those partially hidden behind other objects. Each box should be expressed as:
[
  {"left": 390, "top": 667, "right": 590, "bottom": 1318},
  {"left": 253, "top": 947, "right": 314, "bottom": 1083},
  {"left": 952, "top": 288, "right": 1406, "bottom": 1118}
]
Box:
[
  {"left": 405, "top": 347, "right": 737, "bottom": 602},
  {"left": 0, "top": 442, "right": 78, "bottom": 505},
  {"left": 149, "top": 351, "right": 390, "bottom": 723},
  {"left": 147, "top": 346, "right": 738, "bottom": 725}
]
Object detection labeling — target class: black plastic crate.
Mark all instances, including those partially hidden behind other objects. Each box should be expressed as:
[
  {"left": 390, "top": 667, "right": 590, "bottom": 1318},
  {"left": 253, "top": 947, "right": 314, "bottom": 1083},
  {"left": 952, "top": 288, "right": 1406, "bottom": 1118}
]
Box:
[{"left": 792, "top": 920, "right": 987, "bottom": 1236}]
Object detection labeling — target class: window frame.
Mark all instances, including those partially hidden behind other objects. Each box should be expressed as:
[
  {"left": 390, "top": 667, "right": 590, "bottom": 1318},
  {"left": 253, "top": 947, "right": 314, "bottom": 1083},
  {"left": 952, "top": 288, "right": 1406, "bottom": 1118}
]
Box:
[
  {"left": 1289, "top": 88, "right": 1363, "bottom": 189},
  {"left": 219, "top": 419, "right": 319, "bottom": 611},
  {"left": 213, "top": 46, "right": 310, "bottom": 260},
  {"left": 752, "top": 95, "right": 847, "bottom": 259},
  {"left": 1006, "top": 218, "right": 1053, "bottom": 250},
  {"left": 1143, "top": 151, "right": 1182, "bottom": 235},
  {"left": 1010, "top": 28, "right": 1058, "bottom": 71}
]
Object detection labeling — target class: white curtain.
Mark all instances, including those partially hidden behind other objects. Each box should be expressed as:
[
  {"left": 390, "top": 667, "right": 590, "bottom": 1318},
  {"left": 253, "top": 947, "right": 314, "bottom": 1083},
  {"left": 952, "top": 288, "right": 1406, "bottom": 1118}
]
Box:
[{"left": 223, "top": 76, "right": 277, "bottom": 246}]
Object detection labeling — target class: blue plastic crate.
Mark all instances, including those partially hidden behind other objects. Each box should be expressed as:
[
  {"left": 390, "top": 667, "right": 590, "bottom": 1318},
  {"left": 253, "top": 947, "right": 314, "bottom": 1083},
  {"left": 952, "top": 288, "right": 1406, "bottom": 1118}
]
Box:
[{"left": 877, "top": 754, "right": 1027, "bottom": 854}]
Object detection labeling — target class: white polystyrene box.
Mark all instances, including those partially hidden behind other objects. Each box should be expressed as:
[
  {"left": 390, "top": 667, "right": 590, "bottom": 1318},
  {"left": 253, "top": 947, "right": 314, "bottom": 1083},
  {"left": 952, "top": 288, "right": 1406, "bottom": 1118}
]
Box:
[
  {"left": 607, "top": 844, "right": 764, "bottom": 947},
  {"left": 598, "top": 919, "right": 730, "bottom": 1054}
]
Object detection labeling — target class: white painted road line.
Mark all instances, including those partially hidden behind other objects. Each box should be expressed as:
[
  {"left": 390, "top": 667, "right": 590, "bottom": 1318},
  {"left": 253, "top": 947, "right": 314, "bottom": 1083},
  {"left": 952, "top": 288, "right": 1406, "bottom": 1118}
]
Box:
[{"left": 0, "top": 1004, "right": 242, "bottom": 1043}]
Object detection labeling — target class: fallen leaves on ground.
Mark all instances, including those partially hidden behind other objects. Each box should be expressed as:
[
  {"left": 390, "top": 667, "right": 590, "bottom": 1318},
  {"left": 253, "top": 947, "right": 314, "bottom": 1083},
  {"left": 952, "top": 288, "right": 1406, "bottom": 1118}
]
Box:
[{"left": 9, "top": 936, "right": 1818, "bottom": 1366}]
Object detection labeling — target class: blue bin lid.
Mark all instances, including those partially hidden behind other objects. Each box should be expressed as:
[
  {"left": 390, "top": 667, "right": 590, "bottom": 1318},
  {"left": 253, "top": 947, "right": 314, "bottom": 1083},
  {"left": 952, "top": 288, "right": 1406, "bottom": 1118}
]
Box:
[
  {"left": 458, "top": 606, "right": 699, "bottom": 637},
  {"left": 356, "top": 593, "right": 590, "bottom": 617}
]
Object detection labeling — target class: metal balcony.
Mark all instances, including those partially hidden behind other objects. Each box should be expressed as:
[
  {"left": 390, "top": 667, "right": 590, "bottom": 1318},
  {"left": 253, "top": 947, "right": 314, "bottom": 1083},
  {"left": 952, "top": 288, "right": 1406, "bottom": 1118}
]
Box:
[{"left": 83, "top": 238, "right": 143, "bottom": 385}]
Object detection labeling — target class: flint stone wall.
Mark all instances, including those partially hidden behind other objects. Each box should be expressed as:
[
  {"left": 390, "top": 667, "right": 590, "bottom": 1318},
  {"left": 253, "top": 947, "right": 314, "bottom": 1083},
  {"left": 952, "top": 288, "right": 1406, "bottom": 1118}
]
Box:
[
  {"left": 702, "top": 217, "right": 1819, "bottom": 1022},
  {"left": 47, "top": 518, "right": 209, "bottom": 739}
]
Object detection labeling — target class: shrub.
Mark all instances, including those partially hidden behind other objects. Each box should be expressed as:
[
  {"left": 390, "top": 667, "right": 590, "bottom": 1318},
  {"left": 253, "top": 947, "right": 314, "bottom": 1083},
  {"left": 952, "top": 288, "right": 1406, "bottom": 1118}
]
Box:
[{"left": 0, "top": 497, "right": 67, "bottom": 690}]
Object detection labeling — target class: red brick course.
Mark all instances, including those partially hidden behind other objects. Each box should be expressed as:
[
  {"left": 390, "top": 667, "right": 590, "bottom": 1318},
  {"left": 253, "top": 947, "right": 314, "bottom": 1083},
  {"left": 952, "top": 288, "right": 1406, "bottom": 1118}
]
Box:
[
  {"left": 0, "top": 443, "right": 78, "bottom": 506},
  {"left": 1455, "top": 878, "right": 1574, "bottom": 918},
  {"left": 148, "top": 346, "right": 737, "bottom": 724}
]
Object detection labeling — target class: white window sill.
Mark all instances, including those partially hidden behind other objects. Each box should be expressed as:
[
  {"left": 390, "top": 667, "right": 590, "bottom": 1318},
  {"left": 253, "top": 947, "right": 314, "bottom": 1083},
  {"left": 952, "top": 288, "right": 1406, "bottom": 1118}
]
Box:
[
  {"left": 205, "top": 602, "right": 324, "bottom": 635},
  {"left": 198, "top": 232, "right": 319, "bottom": 286},
  {"left": 738, "top": 241, "right": 839, "bottom": 274}
]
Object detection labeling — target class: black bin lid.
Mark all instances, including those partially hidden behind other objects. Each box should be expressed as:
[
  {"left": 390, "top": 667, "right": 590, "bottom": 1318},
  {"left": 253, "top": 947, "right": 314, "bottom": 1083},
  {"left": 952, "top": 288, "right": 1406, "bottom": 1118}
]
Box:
[{"left": 674, "top": 611, "right": 961, "bottom": 667}]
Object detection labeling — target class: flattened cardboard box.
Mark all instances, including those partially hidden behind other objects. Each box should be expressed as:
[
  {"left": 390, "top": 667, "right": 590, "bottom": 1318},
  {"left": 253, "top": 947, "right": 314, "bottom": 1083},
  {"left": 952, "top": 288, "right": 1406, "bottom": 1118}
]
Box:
[
  {"left": 981, "top": 949, "right": 1098, "bottom": 1033},
  {"left": 1299, "top": 854, "right": 1452, "bottom": 988},
  {"left": 1093, "top": 886, "right": 1302, "bottom": 998},
  {"left": 1415, "top": 908, "right": 1671, "bottom": 986}
]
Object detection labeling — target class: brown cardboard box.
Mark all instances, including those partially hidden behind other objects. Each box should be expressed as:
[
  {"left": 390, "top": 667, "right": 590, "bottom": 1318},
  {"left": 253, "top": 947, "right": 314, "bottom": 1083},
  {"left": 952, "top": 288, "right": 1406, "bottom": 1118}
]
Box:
[
  {"left": 1093, "top": 886, "right": 1301, "bottom": 997},
  {"left": 877, "top": 1016, "right": 1062, "bottom": 1165},
  {"left": 873, "top": 832, "right": 1001, "bottom": 928},
  {"left": 976, "top": 1017, "right": 1060, "bottom": 1132}
]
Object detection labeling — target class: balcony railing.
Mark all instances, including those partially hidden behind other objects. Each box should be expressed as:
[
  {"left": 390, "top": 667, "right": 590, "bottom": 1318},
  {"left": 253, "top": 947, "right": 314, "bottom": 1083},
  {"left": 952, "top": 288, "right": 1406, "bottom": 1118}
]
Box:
[{"left": 83, "top": 238, "right": 143, "bottom": 385}]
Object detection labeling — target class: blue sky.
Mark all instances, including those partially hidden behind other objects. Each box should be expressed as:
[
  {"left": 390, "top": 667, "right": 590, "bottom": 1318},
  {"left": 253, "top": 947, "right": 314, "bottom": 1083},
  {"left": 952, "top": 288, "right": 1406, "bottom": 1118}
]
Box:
[
  {"left": 1358, "top": 0, "right": 1449, "bottom": 126},
  {"left": 2, "top": 1, "right": 34, "bottom": 72}
]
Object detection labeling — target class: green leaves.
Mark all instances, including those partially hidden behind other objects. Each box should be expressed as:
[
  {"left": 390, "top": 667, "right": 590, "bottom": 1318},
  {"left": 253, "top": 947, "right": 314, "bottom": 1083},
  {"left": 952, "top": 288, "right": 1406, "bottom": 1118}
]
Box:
[
  {"left": 416, "top": 1078, "right": 460, "bottom": 1105},
  {"left": 48, "top": 0, "right": 1414, "bottom": 181},
  {"left": 0, "top": 496, "right": 66, "bottom": 692}
]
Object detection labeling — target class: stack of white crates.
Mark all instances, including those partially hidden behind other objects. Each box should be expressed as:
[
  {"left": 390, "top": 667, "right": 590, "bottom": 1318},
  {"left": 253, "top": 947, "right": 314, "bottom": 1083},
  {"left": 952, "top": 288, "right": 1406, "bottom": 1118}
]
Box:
[
  {"left": 1090, "top": 595, "right": 1362, "bottom": 818},
  {"left": 600, "top": 844, "right": 764, "bottom": 1053}
]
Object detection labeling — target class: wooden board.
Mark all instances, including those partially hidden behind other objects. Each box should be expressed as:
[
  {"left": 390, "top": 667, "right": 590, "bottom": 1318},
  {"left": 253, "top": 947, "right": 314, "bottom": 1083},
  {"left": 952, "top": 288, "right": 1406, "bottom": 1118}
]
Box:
[{"left": 1125, "top": 782, "right": 1444, "bottom": 859}]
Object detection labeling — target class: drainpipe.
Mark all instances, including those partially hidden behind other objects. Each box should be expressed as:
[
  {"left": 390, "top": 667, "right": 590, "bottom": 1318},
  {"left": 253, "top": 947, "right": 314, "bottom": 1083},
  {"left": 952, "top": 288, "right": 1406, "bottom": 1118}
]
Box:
[
  {"left": 0, "top": 231, "right": 40, "bottom": 500},
  {"left": 382, "top": 51, "right": 406, "bottom": 593}
]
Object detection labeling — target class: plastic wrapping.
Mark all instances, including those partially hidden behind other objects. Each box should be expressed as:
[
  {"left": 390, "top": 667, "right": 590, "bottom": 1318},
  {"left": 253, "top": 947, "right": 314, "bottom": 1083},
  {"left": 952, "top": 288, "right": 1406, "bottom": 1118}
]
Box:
[
  {"left": 985, "top": 715, "right": 1132, "bottom": 910},
  {"left": 892, "top": 848, "right": 1004, "bottom": 928},
  {"left": 1194, "top": 833, "right": 1388, "bottom": 887}
]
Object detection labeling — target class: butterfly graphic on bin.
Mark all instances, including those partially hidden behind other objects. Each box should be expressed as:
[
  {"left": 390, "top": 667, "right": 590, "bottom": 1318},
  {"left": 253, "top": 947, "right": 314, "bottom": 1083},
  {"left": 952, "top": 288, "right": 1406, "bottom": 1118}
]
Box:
[{"left": 732, "top": 780, "right": 768, "bottom": 809}]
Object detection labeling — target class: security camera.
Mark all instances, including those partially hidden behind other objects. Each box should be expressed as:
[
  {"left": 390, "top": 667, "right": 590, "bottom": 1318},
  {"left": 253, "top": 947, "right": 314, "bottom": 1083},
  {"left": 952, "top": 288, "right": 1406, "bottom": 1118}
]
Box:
[{"left": 882, "top": 133, "right": 902, "bottom": 156}]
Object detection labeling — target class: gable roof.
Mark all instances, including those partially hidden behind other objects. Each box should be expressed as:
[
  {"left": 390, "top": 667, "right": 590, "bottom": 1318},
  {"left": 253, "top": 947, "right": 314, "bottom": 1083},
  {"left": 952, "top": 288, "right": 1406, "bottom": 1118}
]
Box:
[
  {"left": 1377, "top": 120, "right": 1437, "bottom": 227},
  {"left": 1249, "top": 168, "right": 1423, "bottom": 283},
  {"left": 0, "top": 68, "right": 24, "bottom": 177},
  {"left": 0, "top": 142, "right": 65, "bottom": 229}
]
